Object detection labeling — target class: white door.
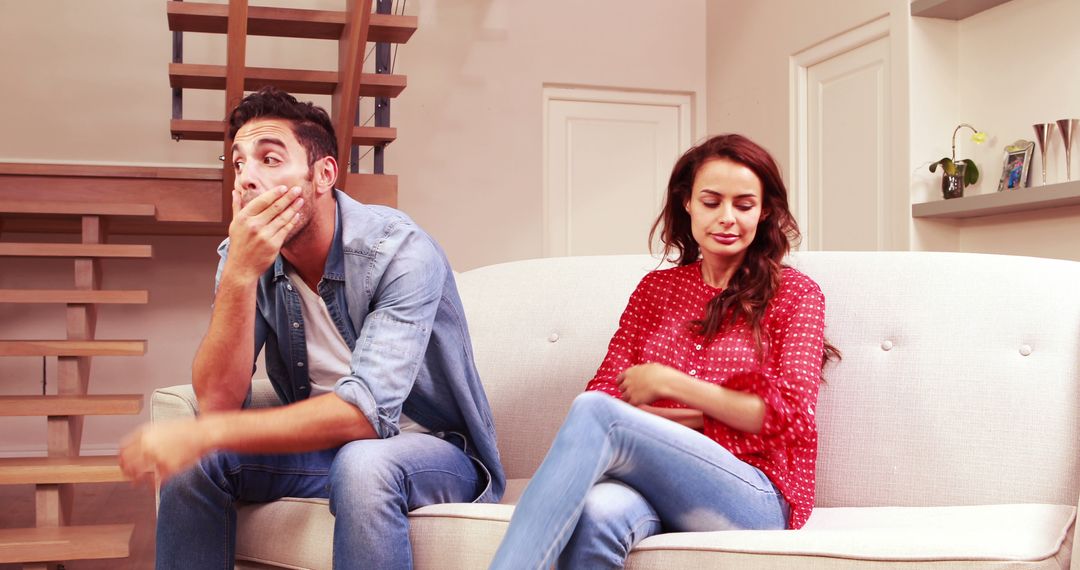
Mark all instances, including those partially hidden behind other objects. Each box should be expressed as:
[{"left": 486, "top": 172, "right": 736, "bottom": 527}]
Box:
[
  {"left": 544, "top": 88, "right": 691, "bottom": 257},
  {"left": 804, "top": 34, "right": 891, "bottom": 251}
]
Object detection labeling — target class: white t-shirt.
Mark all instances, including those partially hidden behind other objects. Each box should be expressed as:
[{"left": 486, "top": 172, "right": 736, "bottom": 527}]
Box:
[{"left": 287, "top": 268, "right": 427, "bottom": 434}]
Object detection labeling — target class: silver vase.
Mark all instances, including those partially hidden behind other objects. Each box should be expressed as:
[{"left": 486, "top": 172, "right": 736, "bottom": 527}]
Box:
[
  {"left": 1033, "top": 122, "right": 1055, "bottom": 185},
  {"left": 1057, "top": 119, "right": 1078, "bottom": 181}
]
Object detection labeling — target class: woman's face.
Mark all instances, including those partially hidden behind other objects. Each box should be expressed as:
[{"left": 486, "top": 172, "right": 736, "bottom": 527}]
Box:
[{"left": 684, "top": 157, "right": 764, "bottom": 267}]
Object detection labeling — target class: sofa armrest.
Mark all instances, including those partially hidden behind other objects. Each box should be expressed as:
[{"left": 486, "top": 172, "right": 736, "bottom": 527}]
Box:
[
  {"left": 150, "top": 378, "right": 282, "bottom": 422},
  {"left": 1072, "top": 497, "right": 1079, "bottom": 570}
]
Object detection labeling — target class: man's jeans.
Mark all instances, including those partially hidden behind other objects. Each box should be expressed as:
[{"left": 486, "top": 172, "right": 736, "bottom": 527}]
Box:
[
  {"left": 489, "top": 392, "right": 789, "bottom": 570},
  {"left": 156, "top": 433, "right": 482, "bottom": 570}
]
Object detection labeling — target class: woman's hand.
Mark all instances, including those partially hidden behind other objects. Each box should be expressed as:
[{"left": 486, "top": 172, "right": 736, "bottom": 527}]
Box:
[{"left": 616, "top": 363, "right": 686, "bottom": 406}]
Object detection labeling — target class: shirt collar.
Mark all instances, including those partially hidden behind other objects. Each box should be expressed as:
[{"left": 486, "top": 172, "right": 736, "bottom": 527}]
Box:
[{"left": 271, "top": 195, "right": 344, "bottom": 283}]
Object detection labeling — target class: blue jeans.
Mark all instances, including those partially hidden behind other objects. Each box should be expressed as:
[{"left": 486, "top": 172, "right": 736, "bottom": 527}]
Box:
[
  {"left": 489, "top": 392, "right": 789, "bottom": 570},
  {"left": 156, "top": 432, "right": 483, "bottom": 570}
]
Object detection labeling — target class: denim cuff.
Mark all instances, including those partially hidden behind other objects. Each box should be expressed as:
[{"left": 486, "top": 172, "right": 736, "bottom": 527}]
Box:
[{"left": 334, "top": 376, "right": 396, "bottom": 439}]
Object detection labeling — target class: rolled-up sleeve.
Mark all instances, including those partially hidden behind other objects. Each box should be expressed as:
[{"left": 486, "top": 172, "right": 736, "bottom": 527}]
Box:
[
  {"left": 333, "top": 227, "right": 445, "bottom": 438},
  {"left": 585, "top": 271, "right": 662, "bottom": 398}
]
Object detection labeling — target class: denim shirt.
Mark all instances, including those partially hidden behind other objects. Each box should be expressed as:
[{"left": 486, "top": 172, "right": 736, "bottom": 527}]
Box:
[{"left": 214, "top": 190, "right": 505, "bottom": 503}]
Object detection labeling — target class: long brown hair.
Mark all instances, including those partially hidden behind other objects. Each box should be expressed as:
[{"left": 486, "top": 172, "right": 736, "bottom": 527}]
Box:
[{"left": 650, "top": 134, "right": 840, "bottom": 368}]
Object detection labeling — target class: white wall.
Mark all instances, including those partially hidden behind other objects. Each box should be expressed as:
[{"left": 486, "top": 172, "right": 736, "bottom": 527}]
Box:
[
  {"left": 0, "top": 0, "right": 706, "bottom": 453},
  {"left": 388, "top": 1, "right": 707, "bottom": 269},
  {"left": 705, "top": 0, "right": 912, "bottom": 250},
  {"left": 0, "top": 0, "right": 707, "bottom": 270},
  {"left": 909, "top": 0, "right": 1080, "bottom": 261},
  {"left": 949, "top": 0, "right": 1080, "bottom": 260},
  {"left": 708, "top": 0, "right": 1080, "bottom": 263}
]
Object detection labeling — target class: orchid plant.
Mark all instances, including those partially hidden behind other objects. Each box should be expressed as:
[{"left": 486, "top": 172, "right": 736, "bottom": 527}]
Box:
[{"left": 929, "top": 123, "right": 987, "bottom": 188}]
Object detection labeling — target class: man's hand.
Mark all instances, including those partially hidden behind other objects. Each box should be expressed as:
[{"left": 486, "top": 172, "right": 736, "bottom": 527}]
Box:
[
  {"left": 225, "top": 185, "right": 304, "bottom": 280},
  {"left": 616, "top": 363, "right": 686, "bottom": 406},
  {"left": 119, "top": 419, "right": 210, "bottom": 485}
]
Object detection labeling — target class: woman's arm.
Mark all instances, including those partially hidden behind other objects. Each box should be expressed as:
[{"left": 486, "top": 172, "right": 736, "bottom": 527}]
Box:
[
  {"left": 619, "top": 278, "right": 827, "bottom": 436},
  {"left": 618, "top": 364, "right": 766, "bottom": 433},
  {"left": 637, "top": 404, "right": 704, "bottom": 430},
  {"left": 584, "top": 272, "right": 662, "bottom": 397}
]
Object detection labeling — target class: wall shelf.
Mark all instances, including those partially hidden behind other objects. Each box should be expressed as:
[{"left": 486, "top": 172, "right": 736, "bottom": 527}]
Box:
[
  {"left": 910, "top": 0, "right": 1012, "bottom": 20},
  {"left": 912, "top": 180, "right": 1080, "bottom": 219}
]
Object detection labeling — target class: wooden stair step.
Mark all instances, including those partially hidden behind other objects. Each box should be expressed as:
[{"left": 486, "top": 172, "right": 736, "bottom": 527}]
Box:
[
  {"left": 0, "top": 289, "right": 148, "bottom": 304},
  {"left": 173, "top": 119, "right": 397, "bottom": 146},
  {"left": 0, "top": 339, "right": 147, "bottom": 357},
  {"left": 0, "top": 395, "right": 143, "bottom": 416},
  {"left": 0, "top": 456, "right": 128, "bottom": 485},
  {"left": 0, "top": 524, "right": 133, "bottom": 564},
  {"left": 168, "top": 2, "right": 417, "bottom": 43},
  {"left": 0, "top": 200, "right": 156, "bottom": 217},
  {"left": 352, "top": 126, "right": 397, "bottom": 146},
  {"left": 169, "top": 63, "right": 406, "bottom": 97},
  {"left": 0, "top": 243, "right": 152, "bottom": 258}
]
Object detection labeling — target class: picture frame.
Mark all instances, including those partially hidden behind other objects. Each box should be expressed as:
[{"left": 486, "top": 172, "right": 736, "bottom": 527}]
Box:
[{"left": 997, "top": 139, "right": 1035, "bottom": 191}]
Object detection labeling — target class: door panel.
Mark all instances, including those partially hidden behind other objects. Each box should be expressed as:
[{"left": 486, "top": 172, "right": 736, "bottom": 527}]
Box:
[
  {"left": 545, "top": 90, "right": 690, "bottom": 257},
  {"left": 806, "top": 36, "right": 890, "bottom": 251}
]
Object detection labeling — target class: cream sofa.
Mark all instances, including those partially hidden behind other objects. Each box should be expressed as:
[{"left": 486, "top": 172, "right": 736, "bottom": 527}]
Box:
[{"left": 153, "top": 251, "right": 1080, "bottom": 569}]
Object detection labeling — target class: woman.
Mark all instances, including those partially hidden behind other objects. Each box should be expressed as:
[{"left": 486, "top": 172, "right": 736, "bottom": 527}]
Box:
[{"left": 489, "top": 134, "right": 837, "bottom": 569}]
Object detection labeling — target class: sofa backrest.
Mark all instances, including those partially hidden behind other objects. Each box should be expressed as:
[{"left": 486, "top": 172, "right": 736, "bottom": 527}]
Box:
[{"left": 455, "top": 252, "right": 1080, "bottom": 508}]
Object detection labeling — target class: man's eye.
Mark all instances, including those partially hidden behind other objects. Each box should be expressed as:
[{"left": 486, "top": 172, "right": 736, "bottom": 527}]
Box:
[
  {"left": 264, "top": 156, "right": 281, "bottom": 165},
  {"left": 233, "top": 160, "right": 244, "bottom": 172}
]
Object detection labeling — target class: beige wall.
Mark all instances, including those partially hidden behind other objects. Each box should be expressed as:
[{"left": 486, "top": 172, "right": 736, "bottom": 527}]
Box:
[
  {"left": 0, "top": 0, "right": 706, "bottom": 453},
  {"left": 949, "top": 0, "right": 1080, "bottom": 260},
  {"left": 910, "top": 0, "right": 1080, "bottom": 260},
  {"left": 0, "top": 0, "right": 708, "bottom": 270},
  {"left": 705, "top": 0, "right": 910, "bottom": 185},
  {"left": 706, "top": 0, "right": 1080, "bottom": 262}
]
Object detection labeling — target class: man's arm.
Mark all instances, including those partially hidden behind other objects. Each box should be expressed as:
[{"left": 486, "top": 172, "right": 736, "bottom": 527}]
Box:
[
  {"left": 121, "top": 392, "right": 373, "bottom": 483},
  {"left": 192, "top": 186, "right": 303, "bottom": 412}
]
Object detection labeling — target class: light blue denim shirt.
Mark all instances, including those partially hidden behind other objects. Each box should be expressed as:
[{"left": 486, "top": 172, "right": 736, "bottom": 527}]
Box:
[{"left": 214, "top": 190, "right": 505, "bottom": 503}]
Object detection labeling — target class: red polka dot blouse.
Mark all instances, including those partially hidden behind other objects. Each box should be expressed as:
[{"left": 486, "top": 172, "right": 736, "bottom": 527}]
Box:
[{"left": 585, "top": 261, "right": 827, "bottom": 529}]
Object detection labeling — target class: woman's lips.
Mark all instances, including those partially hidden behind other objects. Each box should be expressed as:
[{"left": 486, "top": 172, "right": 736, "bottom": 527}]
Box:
[{"left": 711, "top": 233, "right": 739, "bottom": 245}]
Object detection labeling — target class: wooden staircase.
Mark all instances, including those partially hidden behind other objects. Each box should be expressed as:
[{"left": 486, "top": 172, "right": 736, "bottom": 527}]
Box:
[
  {"left": 0, "top": 201, "right": 154, "bottom": 569},
  {"left": 167, "top": 0, "right": 417, "bottom": 218}
]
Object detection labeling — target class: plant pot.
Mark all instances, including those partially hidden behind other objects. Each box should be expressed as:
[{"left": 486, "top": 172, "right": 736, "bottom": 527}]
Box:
[{"left": 941, "top": 162, "right": 966, "bottom": 199}]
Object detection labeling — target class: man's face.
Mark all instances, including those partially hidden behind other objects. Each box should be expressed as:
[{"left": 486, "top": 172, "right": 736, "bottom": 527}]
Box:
[{"left": 231, "top": 118, "right": 318, "bottom": 243}]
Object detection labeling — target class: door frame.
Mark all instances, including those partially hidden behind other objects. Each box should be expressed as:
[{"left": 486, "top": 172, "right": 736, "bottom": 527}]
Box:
[
  {"left": 541, "top": 85, "right": 694, "bottom": 257},
  {"left": 789, "top": 16, "right": 891, "bottom": 250}
]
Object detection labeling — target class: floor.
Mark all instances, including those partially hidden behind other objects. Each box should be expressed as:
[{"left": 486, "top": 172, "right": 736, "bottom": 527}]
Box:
[{"left": 0, "top": 482, "right": 156, "bottom": 570}]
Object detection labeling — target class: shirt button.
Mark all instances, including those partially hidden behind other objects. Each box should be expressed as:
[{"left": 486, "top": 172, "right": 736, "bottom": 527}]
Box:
[
  {"left": 881, "top": 340, "right": 893, "bottom": 351},
  {"left": 689, "top": 369, "right": 697, "bottom": 376},
  {"left": 292, "top": 322, "right": 300, "bottom": 329},
  {"left": 286, "top": 284, "right": 293, "bottom": 291},
  {"left": 1019, "top": 344, "right": 1032, "bottom": 356},
  {"left": 548, "top": 333, "right": 560, "bottom": 343},
  {"left": 297, "top": 362, "right": 305, "bottom": 368},
  {"left": 695, "top": 344, "right": 702, "bottom": 351}
]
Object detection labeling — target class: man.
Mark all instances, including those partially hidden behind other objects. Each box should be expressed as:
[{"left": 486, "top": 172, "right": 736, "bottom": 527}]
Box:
[{"left": 120, "top": 87, "right": 504, "bottom": 569}]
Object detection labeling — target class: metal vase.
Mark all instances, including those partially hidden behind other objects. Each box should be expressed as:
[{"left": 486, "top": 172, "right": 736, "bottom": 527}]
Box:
[
  {"left": 1033, "top": 122, "right": 1055, "bottom": 185},
  {"left": 1057, "top": 119, "right": 1077, "bottom": 181}
]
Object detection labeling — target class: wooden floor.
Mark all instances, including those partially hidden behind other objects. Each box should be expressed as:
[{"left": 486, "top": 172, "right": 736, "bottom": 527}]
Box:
[{"left": 0, "top": 482, "right": 156, "bottom": 570}]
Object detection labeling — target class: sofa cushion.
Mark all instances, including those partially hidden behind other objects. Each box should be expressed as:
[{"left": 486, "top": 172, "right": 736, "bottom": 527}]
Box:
[{"left": 233, "top": 492, "right": 1074, "bottom": 570}]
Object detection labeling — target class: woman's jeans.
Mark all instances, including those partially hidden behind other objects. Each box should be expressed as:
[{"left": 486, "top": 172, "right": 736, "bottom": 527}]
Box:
[
  {"left": 155, "top": 432, "right": 482, "bottom": 570},
  {"left": 489, "top": 391, "right": 789, "bottom": 570}
]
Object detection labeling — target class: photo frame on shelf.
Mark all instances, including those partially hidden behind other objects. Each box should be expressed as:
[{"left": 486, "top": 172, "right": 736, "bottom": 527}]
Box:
[{"left": 997, "top": 139, "right": 1035, "bottom": 191}]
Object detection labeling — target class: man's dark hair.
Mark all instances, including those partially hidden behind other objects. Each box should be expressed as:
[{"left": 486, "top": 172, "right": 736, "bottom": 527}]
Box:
[{"left": 227, "top": 86, "right": 338, "bottom": 168}]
